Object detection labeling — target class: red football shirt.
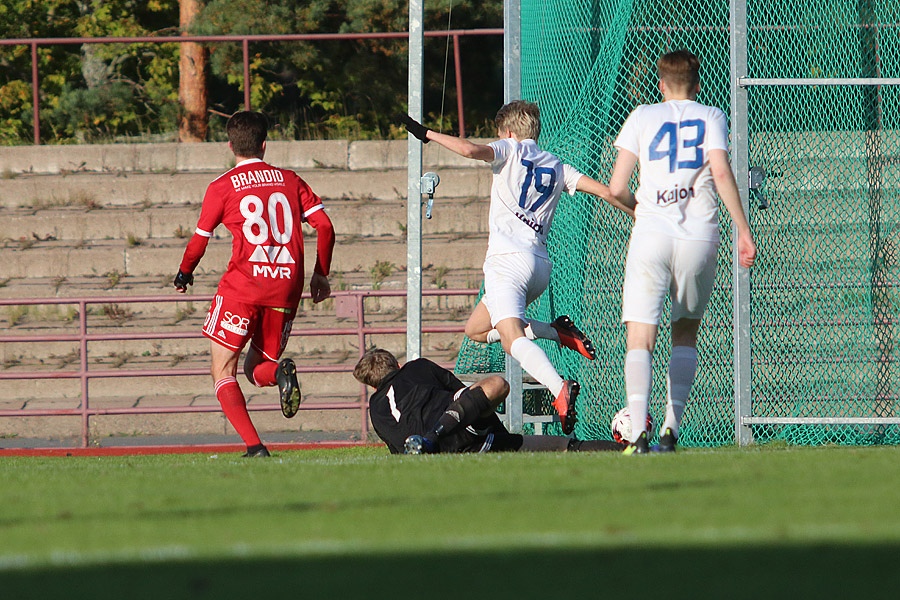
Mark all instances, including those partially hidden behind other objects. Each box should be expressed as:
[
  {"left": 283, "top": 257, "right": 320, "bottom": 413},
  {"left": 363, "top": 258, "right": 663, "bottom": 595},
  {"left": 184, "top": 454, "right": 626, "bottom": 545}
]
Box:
[{"left": 188, "top": 158, "right": 326, "bottom": 308}]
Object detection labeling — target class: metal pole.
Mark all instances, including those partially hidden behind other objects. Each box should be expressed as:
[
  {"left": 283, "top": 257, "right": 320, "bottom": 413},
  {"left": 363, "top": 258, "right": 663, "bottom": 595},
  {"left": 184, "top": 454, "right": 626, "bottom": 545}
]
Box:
[
  {"left": 31, "top": 42, "right": 40, "bottom": 145},
  {"left": 79, "top": 300, "right": 89, "bottom": 447},
  {"left": 739, "top": 77, "right": 900, "bottom": 86},
  {"left": 730, "top": 0, "right": 753, "bottom": 446},
  {"left": 504, "top": 0, "right": 522, "bottom": 103},
  {"left": 453, "top": 34, "right": 466, "bottom": 137},
  {"left": 503, "top": 0, "right": 524, "bottom": 432},
  {"left": 242, "top": 38, "right": 251, "bottom": 110},
  {"left": 407, "top": 0, "right": 424, "bottom": 361}
]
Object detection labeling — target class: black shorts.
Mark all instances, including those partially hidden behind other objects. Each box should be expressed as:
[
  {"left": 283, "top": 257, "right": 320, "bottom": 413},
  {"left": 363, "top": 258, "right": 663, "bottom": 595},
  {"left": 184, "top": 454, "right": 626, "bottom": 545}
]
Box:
[{"left": 438, "top": 413, "right": 524, "bottom": 454}]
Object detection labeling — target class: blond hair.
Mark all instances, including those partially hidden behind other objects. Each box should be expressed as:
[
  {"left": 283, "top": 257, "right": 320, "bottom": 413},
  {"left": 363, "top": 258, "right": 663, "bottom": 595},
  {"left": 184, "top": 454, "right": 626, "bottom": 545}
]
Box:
[
  {"left": 495, "top": 100, "right": 541, "bottom": 140},
  {"left": 353, "top": 348, "right": 400, "bottom": 388},
  {"left": 657, "top": 50, "right": 701, "bottom": 94}
]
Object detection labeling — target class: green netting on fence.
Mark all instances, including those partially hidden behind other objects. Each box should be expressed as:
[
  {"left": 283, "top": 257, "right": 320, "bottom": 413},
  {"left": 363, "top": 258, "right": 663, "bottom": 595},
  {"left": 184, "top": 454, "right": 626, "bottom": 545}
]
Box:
[
  {"left": 746, "top": 1, "right": 900, "bottom": 446},
  {"left": 454, "top": 0, "right": 900, "bottom": 446}
]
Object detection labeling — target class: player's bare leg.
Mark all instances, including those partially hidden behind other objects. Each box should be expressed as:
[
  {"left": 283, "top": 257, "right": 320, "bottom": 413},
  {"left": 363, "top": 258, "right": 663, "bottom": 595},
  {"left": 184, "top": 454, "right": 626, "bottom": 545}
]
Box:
[
  {"left": 471, "top": 375, "right": 510, "bottom": 407},
  {"left": 622, "top": 321, "right": 658, "bottom": 454},
  {"left": 210, "top": 341, "right": 268, "bottom": 457},
  {"left": 656, "top": 318, "right": 701, "bottom": 452},
  {"left": 210, "top": 341, "right": 242, "bottom": 395},
  {"left": 463, "top": 300, "right": 494, "bottom": 343}
]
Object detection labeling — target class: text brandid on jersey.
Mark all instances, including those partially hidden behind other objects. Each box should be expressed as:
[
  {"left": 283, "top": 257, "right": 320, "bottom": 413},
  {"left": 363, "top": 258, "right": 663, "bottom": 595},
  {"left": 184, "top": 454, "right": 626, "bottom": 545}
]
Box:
[{"left": 230, "top": 169, "right": 285, "bottom": 192}]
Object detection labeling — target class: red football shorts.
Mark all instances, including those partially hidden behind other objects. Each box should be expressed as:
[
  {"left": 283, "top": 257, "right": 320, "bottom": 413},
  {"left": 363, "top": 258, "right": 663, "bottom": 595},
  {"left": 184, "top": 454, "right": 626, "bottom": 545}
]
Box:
[{"left": 202, "top": 294, "right": 296, "bottom": 361}]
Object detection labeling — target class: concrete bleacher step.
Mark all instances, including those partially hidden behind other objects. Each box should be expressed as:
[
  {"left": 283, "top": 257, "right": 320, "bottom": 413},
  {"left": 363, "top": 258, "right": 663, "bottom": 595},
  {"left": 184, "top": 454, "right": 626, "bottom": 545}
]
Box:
[
  {"left": 1, "top": 195, "right": 489, "bottom": 241},
  {"left": 0, "top": 166, "right": 491, "bottom": 210},
  {"left": 0, "top": 232, "right": 488, "bottom": 279},
  {"left": 0, "top": 263, "right": 484, "bottom": 299}
]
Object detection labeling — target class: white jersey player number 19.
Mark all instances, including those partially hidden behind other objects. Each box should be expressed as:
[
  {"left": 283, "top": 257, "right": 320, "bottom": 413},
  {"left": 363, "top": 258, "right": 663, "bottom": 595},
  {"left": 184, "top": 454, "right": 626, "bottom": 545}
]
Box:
[{"left": 518, "top": 159, "right": 557, "bottom": 211}]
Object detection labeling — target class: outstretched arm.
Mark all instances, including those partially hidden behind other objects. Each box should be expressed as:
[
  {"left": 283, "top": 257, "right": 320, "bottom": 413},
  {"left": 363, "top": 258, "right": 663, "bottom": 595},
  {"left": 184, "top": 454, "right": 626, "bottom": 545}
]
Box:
[
  {"left": 425, "top": 130, "right": 494, "bottom": 162},
  {"left": 709, "top": 149, "right": 756, "bottom": 269},
  {"left": 608, "top": 149, "right": 638, "bottom": 211},
  {"left": 397, "top": 114, "right": 494, "bottom": 162},
  {"left": 575, "top": 175, "right": 635, "bottom": 218}
]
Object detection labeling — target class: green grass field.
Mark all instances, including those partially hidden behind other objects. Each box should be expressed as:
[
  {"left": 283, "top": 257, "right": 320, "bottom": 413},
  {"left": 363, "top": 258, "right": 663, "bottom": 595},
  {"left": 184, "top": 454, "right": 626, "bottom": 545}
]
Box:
[{"left": 2, "top": 444, "right": 899, "bottom": 599}]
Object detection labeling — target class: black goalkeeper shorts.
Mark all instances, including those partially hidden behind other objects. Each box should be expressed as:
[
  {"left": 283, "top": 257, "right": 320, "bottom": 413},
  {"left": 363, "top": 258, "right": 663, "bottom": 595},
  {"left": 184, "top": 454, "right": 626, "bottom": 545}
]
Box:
[{"left": 438, "top": 413, "right": 524, "bottom": 453}]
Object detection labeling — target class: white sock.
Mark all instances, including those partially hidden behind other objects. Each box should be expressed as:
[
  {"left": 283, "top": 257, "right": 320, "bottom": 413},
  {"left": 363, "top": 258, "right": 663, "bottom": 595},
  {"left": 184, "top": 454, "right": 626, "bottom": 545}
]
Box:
[
  {"left": 486, "top": 329, "right": 502, "bottom": 343},
  {"left": 625, "top": 349, "right": 653, "bottom": 442},
  {"left": 509, "top": 336, "right": 564, "bottom": 397},
  {"left": 663, "top": 346, "right": 698, "bottom": 437},
  {"left": 524, "top": 319, "right": 560, "bottom": 343}
]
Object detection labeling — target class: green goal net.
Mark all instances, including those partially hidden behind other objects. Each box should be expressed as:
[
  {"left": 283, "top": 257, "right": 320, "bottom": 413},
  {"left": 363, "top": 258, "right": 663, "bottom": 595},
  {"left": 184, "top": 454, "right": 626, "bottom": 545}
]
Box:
[{"left": 454, "top": 0, "right": 900, "bottom": 446}]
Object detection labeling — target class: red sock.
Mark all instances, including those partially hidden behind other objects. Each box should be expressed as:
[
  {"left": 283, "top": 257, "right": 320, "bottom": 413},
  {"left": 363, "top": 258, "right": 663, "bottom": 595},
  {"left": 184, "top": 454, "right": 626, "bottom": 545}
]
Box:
[
  {"left": 215, "top": 377, "right": 261, "bottom": 446},
  {"left": 252, "top": 360, "right": 278, "bottom": 387}
]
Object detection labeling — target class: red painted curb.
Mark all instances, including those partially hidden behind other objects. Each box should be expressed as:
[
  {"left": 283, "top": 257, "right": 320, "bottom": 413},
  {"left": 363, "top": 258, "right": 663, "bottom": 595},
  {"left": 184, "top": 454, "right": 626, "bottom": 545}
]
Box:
[{"left": 0, "top": 442, "right": 382, "bottom": 457}]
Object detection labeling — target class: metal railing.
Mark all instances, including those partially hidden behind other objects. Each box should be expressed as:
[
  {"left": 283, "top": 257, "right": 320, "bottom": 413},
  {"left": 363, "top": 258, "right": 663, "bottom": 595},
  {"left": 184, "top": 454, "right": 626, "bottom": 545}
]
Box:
[
  {"left": 0, "top": 289, "right": 478, "bottom": 447},
  {"left": 0, "top": 28, "right": 503, "bottom": 145}
]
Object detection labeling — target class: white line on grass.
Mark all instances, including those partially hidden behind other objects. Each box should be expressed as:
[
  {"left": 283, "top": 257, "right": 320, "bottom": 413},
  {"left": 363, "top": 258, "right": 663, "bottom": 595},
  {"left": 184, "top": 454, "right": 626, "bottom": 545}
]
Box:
[{"left": 0, "top": 522, "right": 884, "bottom": 571}]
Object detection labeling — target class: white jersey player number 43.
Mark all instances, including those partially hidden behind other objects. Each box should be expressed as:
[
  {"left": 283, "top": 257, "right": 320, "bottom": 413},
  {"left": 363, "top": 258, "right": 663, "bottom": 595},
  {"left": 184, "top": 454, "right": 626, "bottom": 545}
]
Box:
[{"left": 649, "top": 119, "right": 706, "bottom": 174}]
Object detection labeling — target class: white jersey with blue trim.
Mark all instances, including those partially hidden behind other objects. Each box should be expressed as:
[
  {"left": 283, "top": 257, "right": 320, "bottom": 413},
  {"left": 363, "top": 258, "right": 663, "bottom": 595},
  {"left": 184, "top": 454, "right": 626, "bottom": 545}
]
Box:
[
  {"left": 485, "top": 138, "right": 583, "bottom": 258},
  {"left": 615, "top": 99, "right": 729, "bottom": 242}
]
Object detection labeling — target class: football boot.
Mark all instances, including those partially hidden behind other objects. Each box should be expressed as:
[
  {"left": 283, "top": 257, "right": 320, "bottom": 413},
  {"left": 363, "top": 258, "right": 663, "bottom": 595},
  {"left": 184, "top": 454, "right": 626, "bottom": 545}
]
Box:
[
  {"left": 653, "top": 428, "right": 677, "bottom": 453},
  {"left": 242, "top": 445, "right": 271, "bottom": 458},
  {"left": 276, "top": 358, "right": 301, "bottom": 418},
  {"left": 551, "top": 316, "right": 596, "bottom": 360},
  {"left": 622, "top": 431, "right": 649, "bottom": 455},
  {"left": 553, "top": 380, "right": 580, "bottom": 435},
  {"left": 403, "top": 435, "right": 437, "bottom": 455}
]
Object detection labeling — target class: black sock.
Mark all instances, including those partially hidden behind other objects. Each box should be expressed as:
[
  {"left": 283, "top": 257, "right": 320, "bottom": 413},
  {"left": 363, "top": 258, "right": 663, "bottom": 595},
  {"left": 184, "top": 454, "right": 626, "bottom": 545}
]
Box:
[
  {"left": 426, "top": 387, "right": 493, "bottom": 441},
  {"left": 567, "top": 439, "right": 625, "bottom": 452}
]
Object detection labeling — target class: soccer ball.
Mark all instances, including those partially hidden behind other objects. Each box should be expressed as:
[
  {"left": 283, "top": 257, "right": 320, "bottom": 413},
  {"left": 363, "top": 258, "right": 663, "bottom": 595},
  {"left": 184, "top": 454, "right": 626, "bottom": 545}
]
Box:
[{"left": 610, "top": 407, "right": 655, "bottom": 444}]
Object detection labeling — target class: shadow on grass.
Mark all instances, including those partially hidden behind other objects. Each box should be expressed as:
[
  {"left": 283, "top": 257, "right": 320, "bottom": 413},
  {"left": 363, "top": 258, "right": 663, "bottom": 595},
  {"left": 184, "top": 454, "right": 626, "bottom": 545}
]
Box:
[{"left": 3, "top": 544, "right": 899, "bottom": 599}]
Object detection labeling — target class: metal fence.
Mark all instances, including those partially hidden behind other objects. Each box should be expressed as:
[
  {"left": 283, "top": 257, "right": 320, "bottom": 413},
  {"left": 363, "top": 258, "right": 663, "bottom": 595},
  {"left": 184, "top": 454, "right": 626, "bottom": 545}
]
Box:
[
  {"left": 0, "top": 288, "right": 478, "bottom": 447},
  {"left": 453, "top": 0, "right": 900, "bottom": 446}
]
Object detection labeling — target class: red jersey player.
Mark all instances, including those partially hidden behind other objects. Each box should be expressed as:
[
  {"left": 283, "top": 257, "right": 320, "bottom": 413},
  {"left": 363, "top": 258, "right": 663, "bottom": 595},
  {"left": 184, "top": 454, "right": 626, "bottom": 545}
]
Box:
[{"left": 174, "top": 111, "right": 335, "bottom": 457}]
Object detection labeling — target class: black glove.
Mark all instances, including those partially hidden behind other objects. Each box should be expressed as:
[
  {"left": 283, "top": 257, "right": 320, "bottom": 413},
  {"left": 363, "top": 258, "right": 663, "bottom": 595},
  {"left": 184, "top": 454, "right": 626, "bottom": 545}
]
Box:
[
  {"left": 397, "top": 113, "right": 430, "bottom": 143},
  {"left": 173, "top": 270, "right": 193, "bottom": 292}
]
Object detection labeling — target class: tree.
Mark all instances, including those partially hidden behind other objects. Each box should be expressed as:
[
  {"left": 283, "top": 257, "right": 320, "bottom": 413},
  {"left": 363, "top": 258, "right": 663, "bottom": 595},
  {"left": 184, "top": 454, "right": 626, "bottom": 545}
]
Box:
[
  {"left": 194, "top": 0, "right": 503, "bottom": 139},
  {"left": 0, "top": 0, "right": 502, "bottom": 144},
  {"left": 179, "top": 0, "right": 208, "bottom": 141},
  {"left": 0, "top": 0, "right": 82, "bottom": 143}
]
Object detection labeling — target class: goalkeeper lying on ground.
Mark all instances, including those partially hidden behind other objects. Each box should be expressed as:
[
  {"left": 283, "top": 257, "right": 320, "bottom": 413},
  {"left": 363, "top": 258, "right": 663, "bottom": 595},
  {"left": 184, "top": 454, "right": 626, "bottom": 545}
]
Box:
[{"left": 353, "top": 348, "right": 624, "bottom": 454}]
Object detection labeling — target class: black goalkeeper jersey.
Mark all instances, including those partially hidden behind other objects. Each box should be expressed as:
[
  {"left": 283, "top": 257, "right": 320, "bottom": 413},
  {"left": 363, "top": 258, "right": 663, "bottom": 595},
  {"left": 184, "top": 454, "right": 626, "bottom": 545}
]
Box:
[{"left": 368, "top": 358, "right": 467, "bottom": 454}]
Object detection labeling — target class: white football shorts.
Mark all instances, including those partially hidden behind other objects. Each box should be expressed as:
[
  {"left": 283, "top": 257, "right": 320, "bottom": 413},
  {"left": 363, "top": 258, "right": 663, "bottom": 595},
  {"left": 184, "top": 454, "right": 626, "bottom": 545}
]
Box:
[
  {"left": 482, "top": 252, "right": 552, "bottom": 326},
  {"left": 621, "top": 230, "right": 719, "bottom": 325}
]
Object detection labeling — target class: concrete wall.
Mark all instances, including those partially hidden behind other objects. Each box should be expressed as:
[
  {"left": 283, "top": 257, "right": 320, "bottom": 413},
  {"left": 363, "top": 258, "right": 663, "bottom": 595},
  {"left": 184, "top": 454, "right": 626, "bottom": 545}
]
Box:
[{"left": 0, "top": 139, "right": 491, "bottom": 175}]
